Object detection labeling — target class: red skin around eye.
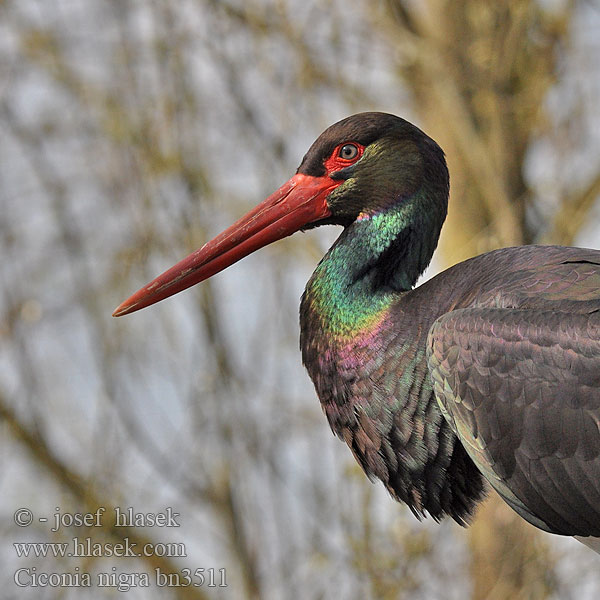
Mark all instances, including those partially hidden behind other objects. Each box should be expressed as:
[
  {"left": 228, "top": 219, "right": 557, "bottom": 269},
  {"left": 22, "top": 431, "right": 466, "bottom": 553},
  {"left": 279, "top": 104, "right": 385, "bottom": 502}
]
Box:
[{"left": 323, "top": 142, "right": 365, "bottom": 175}]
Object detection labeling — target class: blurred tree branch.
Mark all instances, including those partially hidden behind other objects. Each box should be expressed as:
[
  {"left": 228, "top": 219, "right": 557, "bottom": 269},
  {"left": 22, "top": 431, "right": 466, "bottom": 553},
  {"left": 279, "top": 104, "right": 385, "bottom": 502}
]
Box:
[{"left": 545, "top": 172, "right": 600, "bottom": 245}]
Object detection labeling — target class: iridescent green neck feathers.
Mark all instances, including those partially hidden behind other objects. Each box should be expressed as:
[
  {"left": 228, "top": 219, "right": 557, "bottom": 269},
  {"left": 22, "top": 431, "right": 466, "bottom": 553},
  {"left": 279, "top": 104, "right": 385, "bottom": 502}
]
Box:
[{"left": 301, "top": 187, "right": 445, "bottom": 339}]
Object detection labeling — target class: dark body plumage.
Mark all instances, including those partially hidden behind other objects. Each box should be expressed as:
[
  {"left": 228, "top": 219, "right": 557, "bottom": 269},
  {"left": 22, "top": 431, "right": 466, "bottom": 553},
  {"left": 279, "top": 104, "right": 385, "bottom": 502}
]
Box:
[
  {"left": 427, "top": 246, "right": 600, "bottom": 535},
  {"left": 302, "top": 243, "right": 600, "bottom": 534}
]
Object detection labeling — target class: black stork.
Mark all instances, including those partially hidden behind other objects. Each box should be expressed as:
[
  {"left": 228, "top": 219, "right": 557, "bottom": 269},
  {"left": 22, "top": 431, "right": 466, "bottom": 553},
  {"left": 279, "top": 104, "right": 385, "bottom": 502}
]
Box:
[{"left": 114, "top": 112, "right": 600, "bottom": 552}]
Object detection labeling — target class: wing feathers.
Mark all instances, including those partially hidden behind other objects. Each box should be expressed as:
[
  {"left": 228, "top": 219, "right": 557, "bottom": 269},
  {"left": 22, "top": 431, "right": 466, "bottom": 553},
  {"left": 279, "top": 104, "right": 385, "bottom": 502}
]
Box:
[{"left": 428, "top": 307, "right": 600, "bottom": 536}]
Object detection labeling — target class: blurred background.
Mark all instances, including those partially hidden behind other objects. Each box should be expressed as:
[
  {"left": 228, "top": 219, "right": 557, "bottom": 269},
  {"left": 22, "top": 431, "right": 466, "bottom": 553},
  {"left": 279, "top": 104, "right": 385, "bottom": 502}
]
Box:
[{"left": 1, "top": 0, "right": 600, "bottom": 598}]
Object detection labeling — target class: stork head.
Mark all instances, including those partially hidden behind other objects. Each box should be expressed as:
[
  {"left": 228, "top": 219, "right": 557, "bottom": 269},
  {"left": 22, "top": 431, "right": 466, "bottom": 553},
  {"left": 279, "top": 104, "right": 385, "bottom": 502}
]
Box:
[{"left": 113, "top": 112, "right": 447, "bottom": 316}]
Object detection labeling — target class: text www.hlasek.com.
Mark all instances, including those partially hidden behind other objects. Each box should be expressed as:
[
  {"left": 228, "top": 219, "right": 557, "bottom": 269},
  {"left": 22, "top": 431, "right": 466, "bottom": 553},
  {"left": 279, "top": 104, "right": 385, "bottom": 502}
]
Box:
[{"left": 14, "top": 537, "right": 185, "bottom": 559}]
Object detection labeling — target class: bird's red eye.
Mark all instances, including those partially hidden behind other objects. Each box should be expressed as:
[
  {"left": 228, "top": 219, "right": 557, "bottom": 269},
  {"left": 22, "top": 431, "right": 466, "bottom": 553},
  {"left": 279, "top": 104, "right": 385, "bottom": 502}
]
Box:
[
  {"left": 324, "top": 142, "right": 364, "bottom": 173},
  {"left": 339, "top": 144, "right": 359, "bottom": 160}
]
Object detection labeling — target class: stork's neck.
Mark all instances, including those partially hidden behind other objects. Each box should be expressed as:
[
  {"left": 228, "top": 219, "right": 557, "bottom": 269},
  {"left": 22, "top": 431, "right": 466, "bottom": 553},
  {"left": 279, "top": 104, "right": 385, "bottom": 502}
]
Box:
[{"left": 301, "top": 192, "right": 443, "bottom": 338}]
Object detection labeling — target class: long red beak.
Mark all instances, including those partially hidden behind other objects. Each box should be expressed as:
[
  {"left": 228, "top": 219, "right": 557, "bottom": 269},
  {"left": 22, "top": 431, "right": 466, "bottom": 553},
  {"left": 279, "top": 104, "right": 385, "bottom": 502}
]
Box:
[{"left": 113, "top": 173, "right": 338, "bottom": 317}]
